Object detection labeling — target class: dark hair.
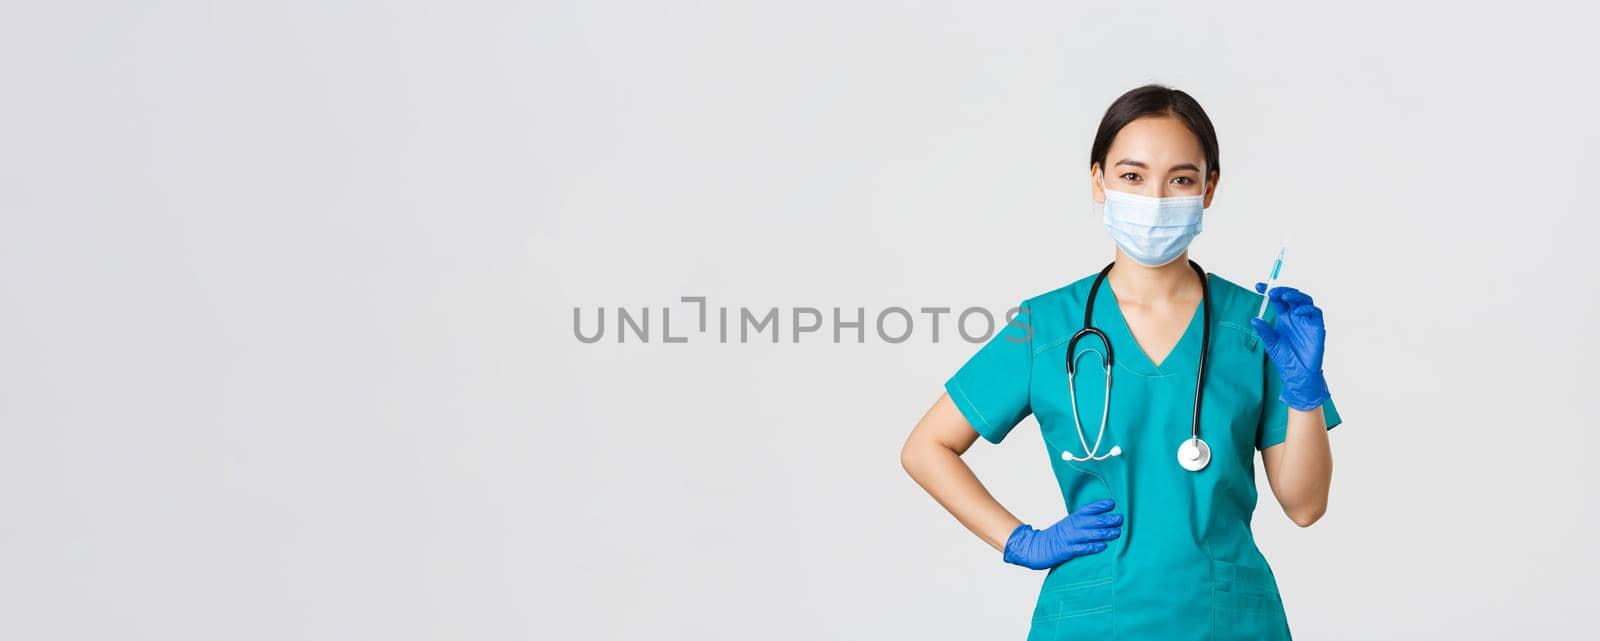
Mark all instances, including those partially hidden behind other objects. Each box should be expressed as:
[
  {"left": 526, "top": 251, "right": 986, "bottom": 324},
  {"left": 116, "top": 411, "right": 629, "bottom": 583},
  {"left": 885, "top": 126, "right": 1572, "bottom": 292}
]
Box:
[{"left": 1089, "top": 84, "right": 1220, "bottom": 182}]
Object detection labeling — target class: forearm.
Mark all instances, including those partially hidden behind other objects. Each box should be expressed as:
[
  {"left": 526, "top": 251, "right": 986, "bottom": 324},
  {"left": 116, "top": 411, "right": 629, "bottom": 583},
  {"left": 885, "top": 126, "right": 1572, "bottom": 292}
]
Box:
[
  {"left": 1273, "top": 405, "right": 1333, "bottom": 525},
  {"left": 901, "top": 441, "right": 1023, "bottom": 552}
]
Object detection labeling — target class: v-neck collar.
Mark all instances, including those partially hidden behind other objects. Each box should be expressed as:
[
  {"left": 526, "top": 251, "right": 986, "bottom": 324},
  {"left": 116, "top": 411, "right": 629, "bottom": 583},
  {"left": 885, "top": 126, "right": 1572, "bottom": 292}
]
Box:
[{"left": 1093, "top": 272, "right": 1210, "bottom": 377}]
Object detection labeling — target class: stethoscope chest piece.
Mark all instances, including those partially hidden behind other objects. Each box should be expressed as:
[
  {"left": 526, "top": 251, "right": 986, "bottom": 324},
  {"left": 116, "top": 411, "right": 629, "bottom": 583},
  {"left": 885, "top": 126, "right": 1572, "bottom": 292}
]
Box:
[{"left": 1176, "top": 437, "right": 1211, "bottom": 472}]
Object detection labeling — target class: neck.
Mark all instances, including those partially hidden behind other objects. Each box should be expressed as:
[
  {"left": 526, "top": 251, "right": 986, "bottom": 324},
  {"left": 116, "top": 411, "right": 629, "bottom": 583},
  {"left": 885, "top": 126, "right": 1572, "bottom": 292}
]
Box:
[{"left": 1107, "top": 247, "right": 1199, "bottom": 305}]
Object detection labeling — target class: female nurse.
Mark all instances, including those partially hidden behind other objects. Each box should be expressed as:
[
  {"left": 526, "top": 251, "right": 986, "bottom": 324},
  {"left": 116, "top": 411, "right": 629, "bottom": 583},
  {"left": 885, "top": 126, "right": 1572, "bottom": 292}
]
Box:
[{"left": 899, "top": 84, "right": 1342, "bottom": 640}]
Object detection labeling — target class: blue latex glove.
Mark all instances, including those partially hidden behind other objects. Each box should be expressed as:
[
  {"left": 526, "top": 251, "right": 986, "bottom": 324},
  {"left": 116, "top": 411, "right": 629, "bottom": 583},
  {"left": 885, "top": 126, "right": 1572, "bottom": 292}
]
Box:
[
  {"left": 1002, "top": 498, "right": 1122, "bottom": 570},
  {"left": 1250, "top": 283, "right": 1331, "bottom": 411}
]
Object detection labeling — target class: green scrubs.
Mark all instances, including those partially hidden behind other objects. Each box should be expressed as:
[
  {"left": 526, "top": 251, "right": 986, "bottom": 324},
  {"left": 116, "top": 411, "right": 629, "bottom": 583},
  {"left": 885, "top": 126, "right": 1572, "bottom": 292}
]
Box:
[{"left": 946, "top": 271, "right": 1341, "bottom": 641}]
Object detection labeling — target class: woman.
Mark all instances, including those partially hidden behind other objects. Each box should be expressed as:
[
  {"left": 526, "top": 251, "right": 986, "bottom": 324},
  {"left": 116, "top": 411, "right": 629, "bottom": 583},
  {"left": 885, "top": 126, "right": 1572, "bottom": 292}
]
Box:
[{"left": 899, "top": 84, "right": 1342, "bottom": 640}]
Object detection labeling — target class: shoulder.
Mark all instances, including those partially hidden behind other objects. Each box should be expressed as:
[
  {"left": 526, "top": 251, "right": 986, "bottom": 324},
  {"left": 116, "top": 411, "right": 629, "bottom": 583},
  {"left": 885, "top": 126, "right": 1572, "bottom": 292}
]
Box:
[
  {"left": 1020, "top": 271, "right": 1102, "bottom": 318},
  {"left": 1205, "top": 272, "right": 1259, "bottom": 309},
  {"left": 999, "top": 272, "right": 1104, "bottom": 353},
  {"left": 1204, "top": 271, "right": 1267, "bottom": 334}
]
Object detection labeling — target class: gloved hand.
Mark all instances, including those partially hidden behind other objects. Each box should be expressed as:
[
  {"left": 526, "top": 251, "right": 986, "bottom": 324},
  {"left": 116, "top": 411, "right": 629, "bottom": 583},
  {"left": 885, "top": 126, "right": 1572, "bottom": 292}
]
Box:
[
  {"left": 1002, "top": 498, "right": 1122, "bottom": 570},
  {"left": 1250, "top": 283, "right": 1331, "bottom": 411}
]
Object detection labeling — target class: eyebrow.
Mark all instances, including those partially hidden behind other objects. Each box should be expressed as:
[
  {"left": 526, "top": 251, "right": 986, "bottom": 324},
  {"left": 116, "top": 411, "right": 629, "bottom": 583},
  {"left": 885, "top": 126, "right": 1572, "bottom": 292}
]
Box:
[{"left": 1114, "top": 159, "right": 1201, "bottom": 173}]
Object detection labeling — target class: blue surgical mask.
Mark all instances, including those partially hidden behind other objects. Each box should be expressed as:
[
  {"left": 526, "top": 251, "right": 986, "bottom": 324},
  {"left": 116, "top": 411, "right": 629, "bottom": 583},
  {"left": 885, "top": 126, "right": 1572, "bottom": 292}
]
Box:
[{"left": 1099, "top": 187, "right": 1206, "bottom": 267}]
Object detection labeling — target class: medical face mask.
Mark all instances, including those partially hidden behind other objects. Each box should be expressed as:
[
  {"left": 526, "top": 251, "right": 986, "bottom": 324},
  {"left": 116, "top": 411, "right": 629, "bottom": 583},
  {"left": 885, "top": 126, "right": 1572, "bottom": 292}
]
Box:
[{"left": 1098, "top": 187, "right": 1206, "bottom": 267}]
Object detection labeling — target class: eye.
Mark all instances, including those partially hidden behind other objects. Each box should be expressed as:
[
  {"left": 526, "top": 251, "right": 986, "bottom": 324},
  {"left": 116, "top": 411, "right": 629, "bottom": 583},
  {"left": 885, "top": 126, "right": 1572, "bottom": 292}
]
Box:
[
  {"left": 1120, "top": 172, "right": 1141, "bottom": 182},
  {"left": 1173, "top": 176, "right": 1194, "bottom": 185}
]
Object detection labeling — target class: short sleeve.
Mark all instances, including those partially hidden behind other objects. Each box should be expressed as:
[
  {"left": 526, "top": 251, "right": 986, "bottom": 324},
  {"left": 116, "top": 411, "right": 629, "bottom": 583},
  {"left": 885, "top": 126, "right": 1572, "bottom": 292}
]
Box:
[
  {"left": 944, "top": 300, "right": 1034, "bottom": 444},
  {"left": 1256, "top": 356, "right": 1343, "bottom": 450}
]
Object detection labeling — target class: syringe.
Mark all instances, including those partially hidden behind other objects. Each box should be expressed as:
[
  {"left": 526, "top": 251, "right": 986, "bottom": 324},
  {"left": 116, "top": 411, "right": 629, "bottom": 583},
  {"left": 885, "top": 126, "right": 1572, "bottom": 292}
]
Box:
[{"left": 1257, "top": 244, "right": 1286, "bottom": 319}]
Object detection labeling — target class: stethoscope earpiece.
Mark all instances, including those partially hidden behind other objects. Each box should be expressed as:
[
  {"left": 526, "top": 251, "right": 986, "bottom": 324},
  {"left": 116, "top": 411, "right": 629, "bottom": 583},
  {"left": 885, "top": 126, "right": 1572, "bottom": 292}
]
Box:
[{"left": 1061, "top": 444, "right": 1122, "bottom": 462}]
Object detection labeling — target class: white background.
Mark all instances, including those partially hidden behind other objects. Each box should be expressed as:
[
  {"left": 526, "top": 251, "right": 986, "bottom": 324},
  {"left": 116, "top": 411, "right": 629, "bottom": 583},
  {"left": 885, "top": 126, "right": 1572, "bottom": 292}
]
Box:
[{"left": 3, "top": 2, "right": 1596, "bottom": 639}]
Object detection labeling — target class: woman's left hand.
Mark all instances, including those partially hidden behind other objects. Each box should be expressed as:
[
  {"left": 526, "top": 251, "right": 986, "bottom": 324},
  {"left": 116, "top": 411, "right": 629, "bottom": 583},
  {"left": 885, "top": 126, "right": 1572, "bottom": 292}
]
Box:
[{"left": 1250, "top": 283, "right": 1330, "bottom": 411}]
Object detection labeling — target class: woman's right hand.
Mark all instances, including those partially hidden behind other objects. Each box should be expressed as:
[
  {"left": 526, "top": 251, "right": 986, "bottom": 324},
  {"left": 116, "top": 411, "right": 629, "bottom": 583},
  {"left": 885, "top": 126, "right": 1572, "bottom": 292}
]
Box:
[{"left": 1001, "top": 498, "right": 1123, "bottom": 570}]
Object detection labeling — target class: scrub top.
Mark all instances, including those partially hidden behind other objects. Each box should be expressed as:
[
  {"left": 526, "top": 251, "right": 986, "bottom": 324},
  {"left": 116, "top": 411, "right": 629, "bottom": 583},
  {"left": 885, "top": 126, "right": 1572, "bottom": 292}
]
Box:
[{"left": 945, "top": 271, "right": 1341, "bottom": 641}]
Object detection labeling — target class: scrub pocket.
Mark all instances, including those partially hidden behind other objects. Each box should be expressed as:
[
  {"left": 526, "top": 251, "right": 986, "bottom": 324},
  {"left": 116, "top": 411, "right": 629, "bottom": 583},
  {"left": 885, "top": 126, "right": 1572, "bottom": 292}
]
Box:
[
  {"left": 1027, "top": 575, "right": 1114, "bottom": 640},
  {"left": 1211, "top": 558, "right": 1291, "bottom": 641}
]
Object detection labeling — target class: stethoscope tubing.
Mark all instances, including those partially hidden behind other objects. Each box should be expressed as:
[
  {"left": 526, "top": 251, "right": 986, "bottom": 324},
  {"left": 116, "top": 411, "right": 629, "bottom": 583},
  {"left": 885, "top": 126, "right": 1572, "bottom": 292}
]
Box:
[
  {"left": 1060, "top": 260, "right": 1212, "bottom": 465},
  {"left": 1064, "top": 344, "right": 1114, "bottom": 461}
]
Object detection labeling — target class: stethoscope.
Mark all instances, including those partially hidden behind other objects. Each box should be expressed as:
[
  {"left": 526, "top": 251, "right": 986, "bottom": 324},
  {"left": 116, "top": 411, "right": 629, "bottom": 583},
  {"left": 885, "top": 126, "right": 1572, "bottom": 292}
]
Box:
[{"left": 1061, "top": 259, "right": 1213, "bottom": 472}]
